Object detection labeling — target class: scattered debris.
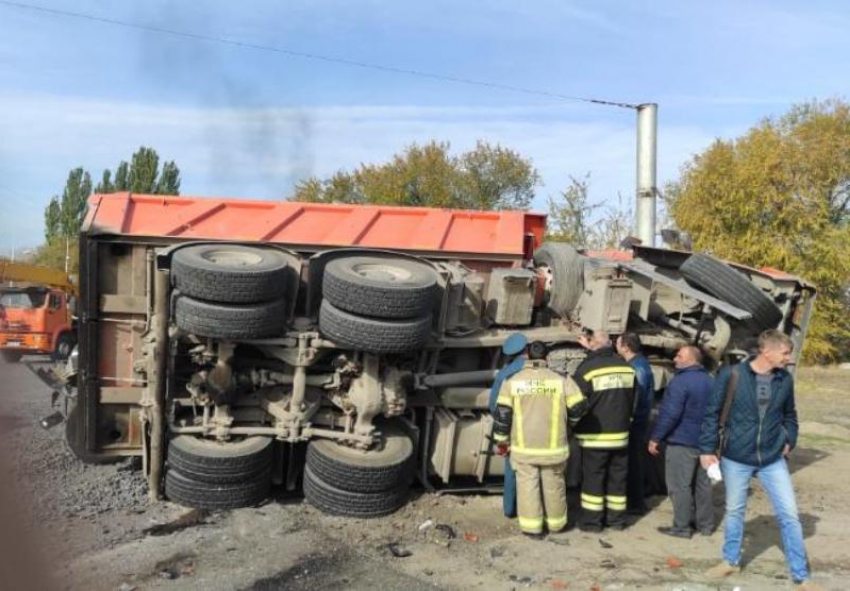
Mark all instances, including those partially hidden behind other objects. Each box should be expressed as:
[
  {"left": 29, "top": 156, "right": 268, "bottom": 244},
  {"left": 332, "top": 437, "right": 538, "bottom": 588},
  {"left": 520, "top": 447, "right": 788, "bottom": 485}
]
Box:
[
  {"left": 548, "top": 536, "right": 570, "bottom": 546},
  {"left": 463, "top": 532, "right": 479, "bottom": 543},
  {"left": 509, "top": 574, "right": 534, "bottom": 585},
  {"left": 598, "top": 538, "right": 613, "bottom": 549},
  {"left": 490, "top": 546, "right": 506, "bottom": 558},
  {"left": 418, "top": 519, "right": 434, "bottom": 532},
  {"left": 159, "top": 569, "right": 177, "bottom": 580},
  {"left": 386, "top": 543, "right": 413, "bottom": 558},
  {"left": 435, "top": 524, "right": 456, "bottom": 539},
  {"left": 600, "top": 559, "right": 617, "bottom": 569},
  {"left": 666, "top": 556, "right": 683, "bottom": 569},
  {"left": 548, "top": 578, "right": 569, "bottom": 589},
  {"left": 118, "top": 584, "right": 137, "bottom": 591}
]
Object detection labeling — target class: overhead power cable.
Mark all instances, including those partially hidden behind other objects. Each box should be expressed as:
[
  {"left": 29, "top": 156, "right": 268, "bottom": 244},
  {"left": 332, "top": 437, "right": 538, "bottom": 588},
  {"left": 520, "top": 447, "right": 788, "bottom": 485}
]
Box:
[{"left": 0, "top": 0, "right": 639, "bottom": 110}]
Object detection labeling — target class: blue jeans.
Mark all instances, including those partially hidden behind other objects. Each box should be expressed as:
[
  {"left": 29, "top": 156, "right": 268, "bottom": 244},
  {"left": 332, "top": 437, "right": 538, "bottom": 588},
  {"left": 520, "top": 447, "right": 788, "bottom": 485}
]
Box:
[{"left": 721, "top": 457, "right": 809, "bottom": 582}]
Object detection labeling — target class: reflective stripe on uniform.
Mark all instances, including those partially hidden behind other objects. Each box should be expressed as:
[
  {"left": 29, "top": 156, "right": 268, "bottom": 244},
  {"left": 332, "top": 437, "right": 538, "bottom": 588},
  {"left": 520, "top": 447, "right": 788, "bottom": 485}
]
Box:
[
  {"left": 518, "top": 515, "right": 544, "bottom": 533},
  {"left": 549, "top": 388, "right": 561, "bottom": 449},
  {"left": 591, "top": 373, "right": 635, "bottom": 391},
  {"left": 577, "top": 439, "right": 629, "bottom": 449},
  {"left": 582, "top": 366, "right": 635, "bottom": 381},
  {"left": 606, "top": 495, "right": 626, "bottom": 510},
  {"left": 575, "top": 432, "right": 629, "bottom": 441},
  {"left": 581, "top": 493, "right": 604, "bottom": 511},
  {"left": 511, "top": 445, "right": 569, "bottom": 456},
  {"left": 546, "top": 513, "right": 568, "bottom": 530},
  {"left": 496, "top": 395, "right": 512, "bottom": 407},
  {"left": 566, "top": 393, "right": 585, "bottom": 408},
  {"left": 514, "top": 397, "right": 526, "bottom": 450}
]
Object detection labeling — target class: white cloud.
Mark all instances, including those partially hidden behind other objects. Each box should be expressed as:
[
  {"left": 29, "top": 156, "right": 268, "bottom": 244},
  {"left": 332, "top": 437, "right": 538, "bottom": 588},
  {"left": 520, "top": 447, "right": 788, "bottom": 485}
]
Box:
[{"left": 0, "top": 93, "right": 718, "bottom": 253}]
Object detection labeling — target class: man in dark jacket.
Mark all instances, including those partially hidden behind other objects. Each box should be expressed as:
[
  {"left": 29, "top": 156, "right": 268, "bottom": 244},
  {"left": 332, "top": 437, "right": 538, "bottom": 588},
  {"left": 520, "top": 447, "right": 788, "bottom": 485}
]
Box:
[
  {"left": 616, "top": 332, "right": 654, "bottom": 515},
  {"left": 648, "top": 345, "right": 713, "bottom": 538},
  {"left": 699, "top": 330, "right": 821, "bottom": 590},
  {"left": 574, "top": 329, "right": 636, "bottom": 531}
]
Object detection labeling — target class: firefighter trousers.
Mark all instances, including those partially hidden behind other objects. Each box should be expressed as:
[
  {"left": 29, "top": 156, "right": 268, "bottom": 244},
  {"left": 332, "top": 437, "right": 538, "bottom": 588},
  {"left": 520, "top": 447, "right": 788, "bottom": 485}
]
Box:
[
  {"left": 514, "top": 460, "right": 568, "bottom": 534},
  {"left": 580, "top": 447, "right": 628, "bottom": 529}
]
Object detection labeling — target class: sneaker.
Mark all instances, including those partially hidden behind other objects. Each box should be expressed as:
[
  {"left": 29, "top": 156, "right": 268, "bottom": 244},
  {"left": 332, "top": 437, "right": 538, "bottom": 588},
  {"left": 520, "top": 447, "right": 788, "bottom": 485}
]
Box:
[
  {"left": 795, "top": 581, "right": 825, "bottom": 591},
  {"left": 657, "top": 526, "right": 692, "bottom": 539},
  {"left": 704, "top": 560, "right": 740, "bottom": 579}
]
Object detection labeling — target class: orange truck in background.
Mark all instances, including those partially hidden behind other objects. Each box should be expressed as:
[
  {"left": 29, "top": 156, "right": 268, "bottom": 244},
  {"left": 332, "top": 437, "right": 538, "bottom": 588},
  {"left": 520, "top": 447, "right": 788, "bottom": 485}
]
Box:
[{"left": 0, "top": 260, "right": 77, "bottom": 363}]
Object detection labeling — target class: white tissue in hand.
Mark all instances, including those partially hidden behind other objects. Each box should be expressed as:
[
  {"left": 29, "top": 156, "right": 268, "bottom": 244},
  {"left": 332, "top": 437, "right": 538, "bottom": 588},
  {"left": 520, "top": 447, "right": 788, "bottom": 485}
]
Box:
[{"left": 707, "top": 463, "right": 723, "bottom": 483}]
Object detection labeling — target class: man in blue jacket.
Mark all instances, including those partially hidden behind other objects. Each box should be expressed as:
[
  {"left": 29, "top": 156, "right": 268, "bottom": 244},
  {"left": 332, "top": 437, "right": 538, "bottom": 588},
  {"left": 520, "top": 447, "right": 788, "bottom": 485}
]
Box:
[
  {"left": 489, "top": 333, "right": 528, "bottom": 518},
  {"left": 616, "top": 332, "right": 655, "bottom": 515},
  {"left": 699, "top": 330, "right": 821, "bottom": 590},
  {"left": 648, "top": 345, "right": 713, "bottom": 538}
]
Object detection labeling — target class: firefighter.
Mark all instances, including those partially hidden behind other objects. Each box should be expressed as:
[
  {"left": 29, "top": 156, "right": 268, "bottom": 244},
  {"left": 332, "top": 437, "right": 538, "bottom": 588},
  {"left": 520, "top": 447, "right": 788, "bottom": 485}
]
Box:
[
  {"left": 493, "top": 340, "right": 587, "bottom": 538},
  {"left": 489, "top": 333, "right": 529, "bottom": 518},
  {"left": 574, "top": 328, "right": 637, "bottom": 532}
]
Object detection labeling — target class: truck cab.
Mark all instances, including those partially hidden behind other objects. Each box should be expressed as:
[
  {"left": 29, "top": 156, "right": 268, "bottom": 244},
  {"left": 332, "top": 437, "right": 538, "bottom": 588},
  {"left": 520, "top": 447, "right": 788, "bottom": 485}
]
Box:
[{"left": 0, "top": 286, "right": 75, "bottom": 362}]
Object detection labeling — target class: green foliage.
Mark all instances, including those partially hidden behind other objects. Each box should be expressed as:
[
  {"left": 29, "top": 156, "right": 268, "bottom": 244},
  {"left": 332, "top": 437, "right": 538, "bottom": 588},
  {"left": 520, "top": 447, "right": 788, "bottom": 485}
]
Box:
[
  {"left": 547, "top": 174, "right": 633, "bottom": 249},
  {"left": 292, "top": 141, "right": 539, "bottom": 210},
  {"left": 39, "top": 147, "right": 181, "bottom": 275},
  {"left": 667, "top": 99, "right": 850, "bottom": 363}
]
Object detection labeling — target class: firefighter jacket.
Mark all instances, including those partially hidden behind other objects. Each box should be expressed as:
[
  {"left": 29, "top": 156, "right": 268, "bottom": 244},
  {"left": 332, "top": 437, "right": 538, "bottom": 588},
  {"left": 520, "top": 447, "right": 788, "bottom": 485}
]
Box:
[
  {"left": 493, "top": 360, "right": 586, "bottom": 465},
  {"left": 572, "top": 346, "right": 636, "bottom": 450}
]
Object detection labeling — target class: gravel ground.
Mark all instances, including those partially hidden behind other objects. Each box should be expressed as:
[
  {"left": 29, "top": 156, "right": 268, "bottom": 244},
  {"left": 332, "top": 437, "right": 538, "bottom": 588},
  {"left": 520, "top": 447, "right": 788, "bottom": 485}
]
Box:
[{"left": 1, "top": 359, "right": 849, "bottom": 590}]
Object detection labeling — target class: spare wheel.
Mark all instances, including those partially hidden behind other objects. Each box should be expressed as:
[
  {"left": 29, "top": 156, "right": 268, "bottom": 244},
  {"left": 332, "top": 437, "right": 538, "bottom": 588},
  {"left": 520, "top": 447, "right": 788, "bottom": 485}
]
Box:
[
  {"left": 172, "top": 244, "right": 289, "bottom": 304},
  {"left": 306, "top": 426, "right": 414, "bottom": 493},
  {"left": 680, "top": 253, "right": 783, "bottom": 330},
  {"left": 532, "top": 242, "right": 584, "bottom": 317},
  {"left": 323, "top": 256, "right": 438, "bottom": 318}
]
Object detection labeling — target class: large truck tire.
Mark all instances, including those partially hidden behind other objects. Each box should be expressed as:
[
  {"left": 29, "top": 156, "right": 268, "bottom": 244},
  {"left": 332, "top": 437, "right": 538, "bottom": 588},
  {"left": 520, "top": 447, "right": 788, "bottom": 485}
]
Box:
[
  {"left": 1, "top": 350, "right": 22, "bottom": 363},
  {"left": 303, "top": 466, "right": 409, "bottom": 518},
  {"left": 306, "top": 427, "right": 414, "bottom": 493},
  {"left": 533, "top": 242, "right": 584, "bottom": 317},
  {"left": 167, "top": 435, "right": 273, "bottom": 484},
  {"left": 165, "top": 467, "right": 271, "bottom": 510},
  {"left": 172, "top": 244, "right": 289, "bottom": 304},
  {"left": 319, "top": 300, "right": 431, "bottom": 353},
  {"left": 52, "top": 332, "right": 76, "bottom": 362},
  {"left": 175, "top": 295, "right": 287, "bottom": 340},
  {"left": 680, "top": 253, "right": 783, "bottom": 329},
  {"left": 323, "top": 256, "right": 438, "bottom": 319}
]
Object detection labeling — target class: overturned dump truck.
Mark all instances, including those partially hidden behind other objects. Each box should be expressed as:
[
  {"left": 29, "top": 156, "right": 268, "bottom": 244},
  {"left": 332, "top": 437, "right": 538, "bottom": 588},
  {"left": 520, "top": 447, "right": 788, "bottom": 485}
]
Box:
[{"left": 62, "top": 192, "right": 815, "bottom": 516}]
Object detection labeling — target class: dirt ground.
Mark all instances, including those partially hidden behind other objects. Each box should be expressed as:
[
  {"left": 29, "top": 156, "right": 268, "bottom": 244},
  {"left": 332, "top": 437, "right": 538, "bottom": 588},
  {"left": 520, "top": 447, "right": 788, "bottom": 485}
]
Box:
[{"left": 1, "top": 360, "right": 849, "bottom": 590}]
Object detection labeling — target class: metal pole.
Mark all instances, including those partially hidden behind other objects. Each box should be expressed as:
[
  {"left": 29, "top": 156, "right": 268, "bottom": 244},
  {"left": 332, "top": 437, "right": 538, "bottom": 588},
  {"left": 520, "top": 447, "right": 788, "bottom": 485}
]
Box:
[{"left": 636, "top": 103, "right": 658, "bottom": 246}]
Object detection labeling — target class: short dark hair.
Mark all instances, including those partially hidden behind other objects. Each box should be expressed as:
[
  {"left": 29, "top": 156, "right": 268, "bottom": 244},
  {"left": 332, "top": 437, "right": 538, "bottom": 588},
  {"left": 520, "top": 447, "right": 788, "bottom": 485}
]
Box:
[
  {"left": 528, "top": 341, "right": 548, "bottom": 360},
  {"left": 619, "top": 332, "right": 642, "bottom": 354}
]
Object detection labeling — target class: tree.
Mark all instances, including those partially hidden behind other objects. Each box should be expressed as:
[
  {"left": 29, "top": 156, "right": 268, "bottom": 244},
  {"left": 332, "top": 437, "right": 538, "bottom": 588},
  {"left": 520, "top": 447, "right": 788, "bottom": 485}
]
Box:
[
  {"left": 156, "top": 160, "right": 181, "bottom": 195},
  {"left": 114, "top": 161, "right": 129, "bottom": 191},
  {"left": 95, "top": 170, "right": 114, "bottom": 193},
  {"left": 546, "top": 174, "right": 634, "bottom": 249},
  {"left": 292, "top": 141, "right": 539, "bottom": 210},
  {"left": 97, "top": 147, "right": 181, "bottom": 195},
  {"left": 667, "top": 99, "right": 850, "bottom": 363}
]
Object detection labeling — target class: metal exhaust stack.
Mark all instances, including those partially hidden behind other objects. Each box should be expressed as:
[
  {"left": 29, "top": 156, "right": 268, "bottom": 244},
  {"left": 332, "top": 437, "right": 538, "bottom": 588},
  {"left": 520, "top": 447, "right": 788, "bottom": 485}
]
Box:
[{"left": 636, "top": 103, "right": 658, "bottom": 246}]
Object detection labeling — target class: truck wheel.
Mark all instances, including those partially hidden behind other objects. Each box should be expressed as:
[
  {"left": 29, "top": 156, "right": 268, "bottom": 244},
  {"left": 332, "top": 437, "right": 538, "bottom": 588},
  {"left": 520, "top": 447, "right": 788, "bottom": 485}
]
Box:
[
  {"left": 323, "top": 256, "right": 438, "bottom": 318},
  {"left": 303, "top": 465, "right": 409, "bottom": 518},
  {"left": 172, "top": 244, "right": 289, "bottom": 304},
  {"left": 680, "top": 253, "right": 783, "bottom": 329},
  {"left": 175, "top": 295, "right": 287, "bottom": 339},
  {"left": 306, "top": 427, "right": 414, "bottom": 493},
  {"left": 52, "top": 332, "right": 76, "bottom": 362},
  {"left": 319, "top": 299, "right": 431, "bottom": 353},
  {"left": 165, "top": 467, "right": 271, "bottom": 510},
  {"left": 1, "top": 350, "right": 22, "bottom": 363},
  {"left": 533, "top": 242, "right": 585, "bottom": 317},
  {"left": 167, "top": 435, "right": 273, "bottom": 484}
]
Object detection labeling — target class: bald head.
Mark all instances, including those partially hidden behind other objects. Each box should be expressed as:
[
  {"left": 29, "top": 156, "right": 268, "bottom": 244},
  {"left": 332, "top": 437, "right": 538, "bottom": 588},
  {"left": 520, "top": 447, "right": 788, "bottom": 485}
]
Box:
[{"left": 674, "top": 345, "right": 703, "bottom": 369}]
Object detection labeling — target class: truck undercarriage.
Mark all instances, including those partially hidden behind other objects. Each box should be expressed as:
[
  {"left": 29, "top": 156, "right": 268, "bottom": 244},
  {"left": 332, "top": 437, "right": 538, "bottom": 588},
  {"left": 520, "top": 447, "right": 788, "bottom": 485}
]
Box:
[{"left": 58, "top": 193, "right": 815, "bottom": 516}]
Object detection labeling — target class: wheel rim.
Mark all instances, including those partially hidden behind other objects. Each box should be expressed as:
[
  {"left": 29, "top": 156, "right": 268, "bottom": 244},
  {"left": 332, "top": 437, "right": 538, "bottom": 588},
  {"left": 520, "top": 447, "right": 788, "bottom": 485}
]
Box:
[
  {"left": 57, "top": 340, "right": 71, "bottom": 358},
  {"left": 201, "top": 249, "right": 263, "bottom": 267},
  {"left": 351, "top": 263, "right": 413, "bottom": 284}
]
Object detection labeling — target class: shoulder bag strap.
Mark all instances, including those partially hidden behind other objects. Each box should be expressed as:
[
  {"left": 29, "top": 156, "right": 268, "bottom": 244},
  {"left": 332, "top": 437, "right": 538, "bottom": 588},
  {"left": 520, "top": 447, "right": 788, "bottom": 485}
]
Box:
[{"left": 718, "top": 367, "right": 740, "bottom": 431}]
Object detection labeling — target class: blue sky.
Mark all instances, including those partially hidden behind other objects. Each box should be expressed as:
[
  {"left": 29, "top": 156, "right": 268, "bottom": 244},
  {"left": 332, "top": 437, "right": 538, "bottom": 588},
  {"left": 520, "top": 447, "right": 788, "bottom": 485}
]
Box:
[{"left": 1, "top": 0, "right": 848, "bottom": 256}]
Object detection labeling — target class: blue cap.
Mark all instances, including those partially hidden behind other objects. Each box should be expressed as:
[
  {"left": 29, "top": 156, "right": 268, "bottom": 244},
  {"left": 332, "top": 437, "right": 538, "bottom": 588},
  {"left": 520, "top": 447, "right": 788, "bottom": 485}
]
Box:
[{"left": 502, "top": 333, "right": 528, "bottom": 356}]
